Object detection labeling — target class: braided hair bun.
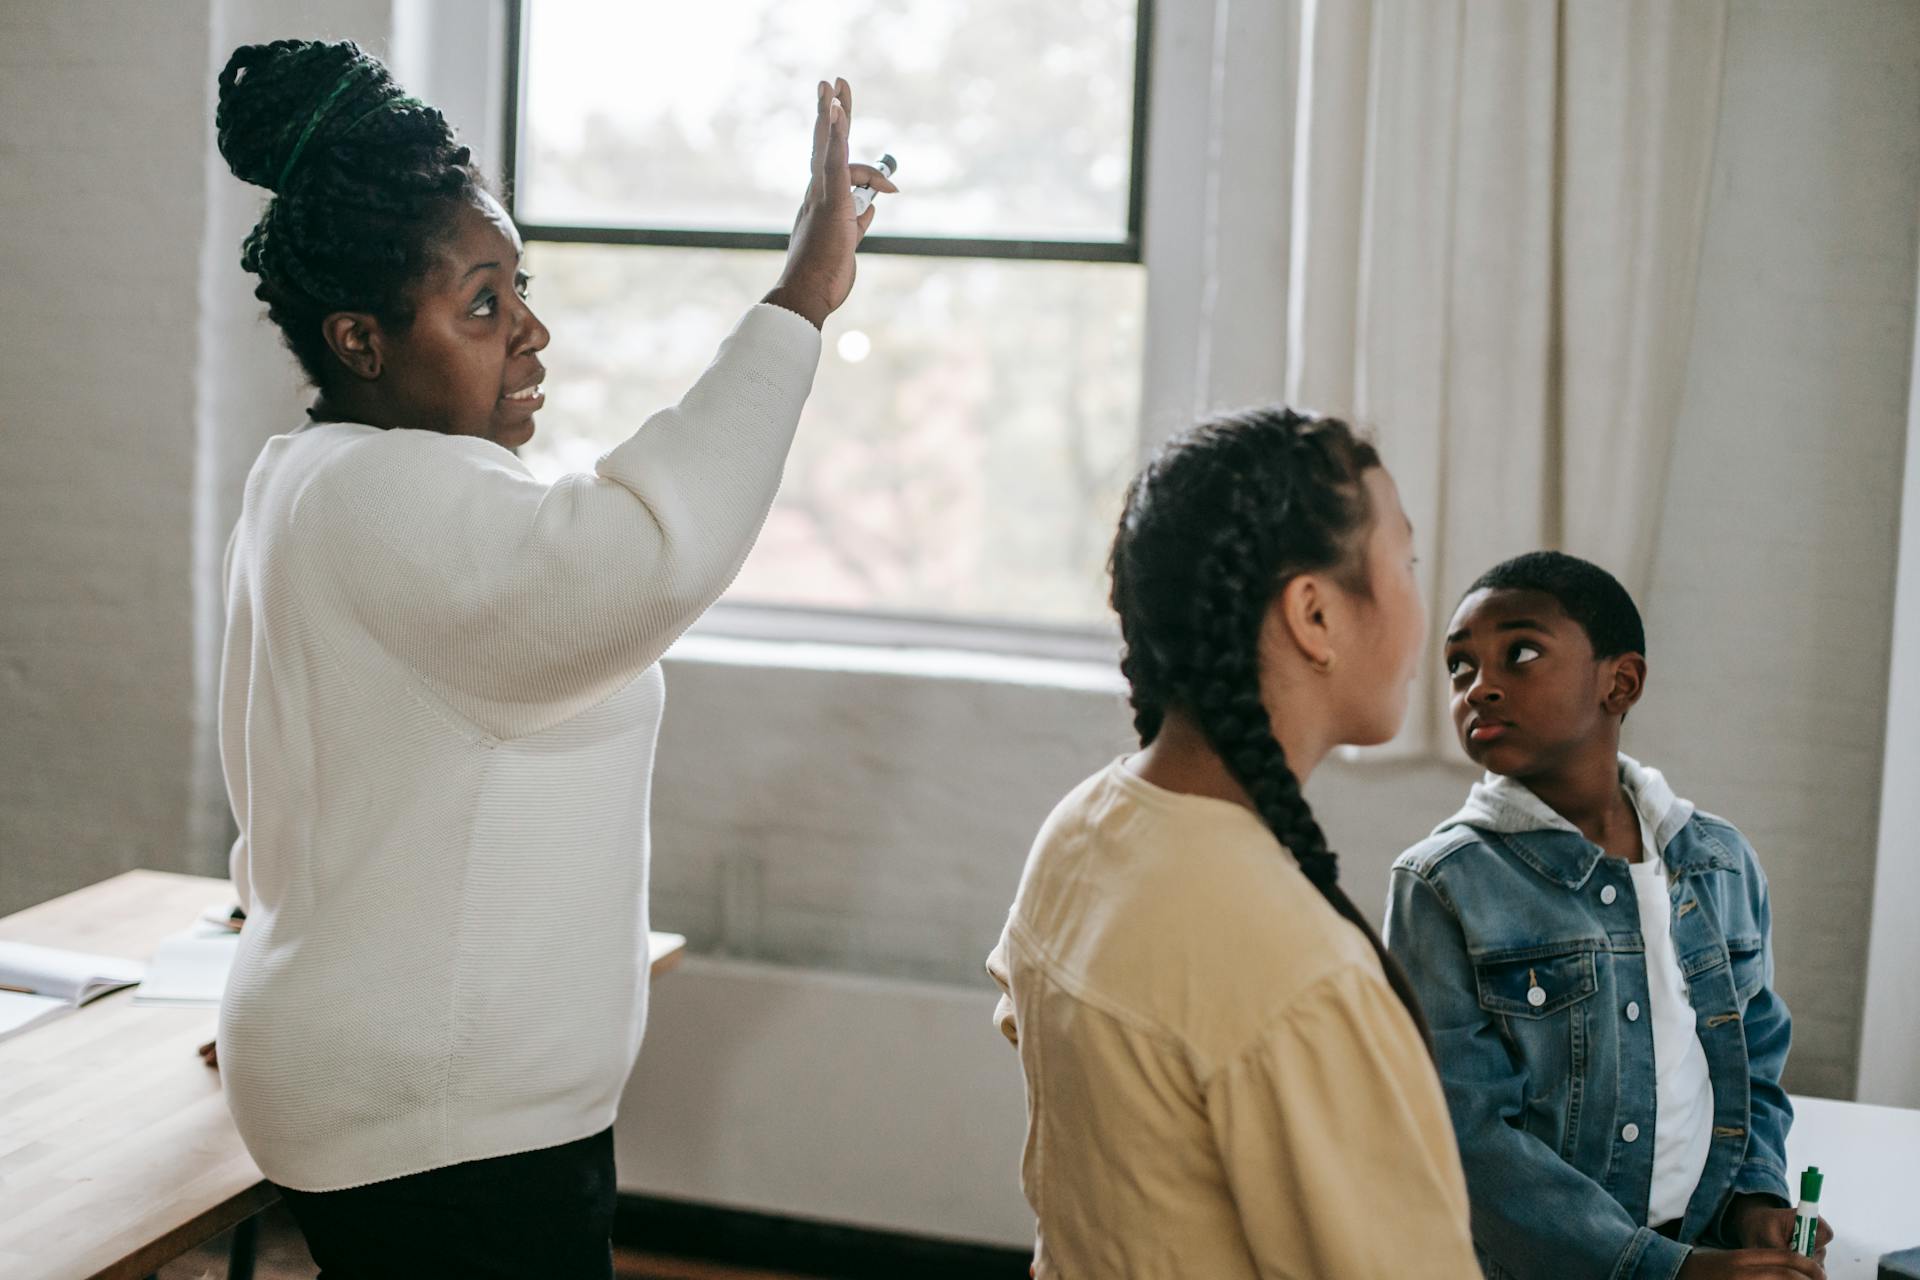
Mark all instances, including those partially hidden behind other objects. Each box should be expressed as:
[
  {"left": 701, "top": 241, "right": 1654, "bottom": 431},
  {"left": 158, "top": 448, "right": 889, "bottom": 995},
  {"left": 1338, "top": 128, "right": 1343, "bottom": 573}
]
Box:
[
  {"left": 1109, "top": 407, "right": 1435, "bottom": 1052},
  {"left": 215, "top": 40, "right": 484, "bottom": 384}
]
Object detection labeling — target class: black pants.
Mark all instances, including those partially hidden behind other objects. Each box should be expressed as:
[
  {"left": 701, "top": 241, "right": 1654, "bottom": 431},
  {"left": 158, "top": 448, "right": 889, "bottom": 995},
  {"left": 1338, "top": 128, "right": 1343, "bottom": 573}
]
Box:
[{"left": 275, "top": 1128, "right": 616, "bottom": 1280}]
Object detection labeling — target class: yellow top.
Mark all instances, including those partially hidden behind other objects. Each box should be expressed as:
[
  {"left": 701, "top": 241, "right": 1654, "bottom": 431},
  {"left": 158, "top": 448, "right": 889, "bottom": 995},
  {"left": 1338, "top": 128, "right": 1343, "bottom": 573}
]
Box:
[{"left": 988, "top": 759, "right": 1479, "bottom": 1279}]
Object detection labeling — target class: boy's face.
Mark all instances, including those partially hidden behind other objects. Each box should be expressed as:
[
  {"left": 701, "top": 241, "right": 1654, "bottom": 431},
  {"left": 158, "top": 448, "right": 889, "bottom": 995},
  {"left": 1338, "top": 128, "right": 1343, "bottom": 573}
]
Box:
[{"left": 1442, "top": 588, "right": 1644, "bottom": 777}]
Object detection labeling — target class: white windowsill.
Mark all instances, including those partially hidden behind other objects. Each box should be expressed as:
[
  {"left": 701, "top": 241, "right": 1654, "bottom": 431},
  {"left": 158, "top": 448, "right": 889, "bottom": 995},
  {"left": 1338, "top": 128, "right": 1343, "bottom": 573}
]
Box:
[{"left": 666, "top": 630, "right": 1128, "bottom": 696}]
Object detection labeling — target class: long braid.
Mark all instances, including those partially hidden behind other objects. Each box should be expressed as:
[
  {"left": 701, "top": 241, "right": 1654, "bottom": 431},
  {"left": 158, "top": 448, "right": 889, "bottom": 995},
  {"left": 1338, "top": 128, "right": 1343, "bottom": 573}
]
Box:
[
  {"left": 1112, "top": 503, "right": 1168, "bottom": 745},
  {"left": 215, "top": 40, "right": 483, "bottom": 387},
  {"left": 1110, "top": 408, "right": 1435, "bottom": 1053}
]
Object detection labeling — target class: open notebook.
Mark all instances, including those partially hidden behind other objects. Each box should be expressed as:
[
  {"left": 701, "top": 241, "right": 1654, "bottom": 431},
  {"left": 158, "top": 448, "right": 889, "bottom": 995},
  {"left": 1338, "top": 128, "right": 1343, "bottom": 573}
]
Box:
[{"left": 0, "top": 941, "right": 145, "bottom": 1043}]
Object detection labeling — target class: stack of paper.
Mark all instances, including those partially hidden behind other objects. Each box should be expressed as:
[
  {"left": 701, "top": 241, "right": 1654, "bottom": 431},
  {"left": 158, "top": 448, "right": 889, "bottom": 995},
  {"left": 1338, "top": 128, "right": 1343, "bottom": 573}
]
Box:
[
  {"left": 0, "top": 941, "right": 145, "bottom": 1043},
  {"left": 132, "top": 923, "right": 241, "bottom": 1008}
]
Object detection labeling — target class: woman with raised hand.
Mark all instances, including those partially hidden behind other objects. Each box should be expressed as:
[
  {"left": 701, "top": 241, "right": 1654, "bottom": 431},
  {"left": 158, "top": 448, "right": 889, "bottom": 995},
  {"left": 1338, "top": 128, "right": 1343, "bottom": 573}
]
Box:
[
  {"left": 209, "top": 39, "right": 891, "bottom": 1278},
  {"left": 988, "top": 408, "right": 1478, "bottom": 1278}
]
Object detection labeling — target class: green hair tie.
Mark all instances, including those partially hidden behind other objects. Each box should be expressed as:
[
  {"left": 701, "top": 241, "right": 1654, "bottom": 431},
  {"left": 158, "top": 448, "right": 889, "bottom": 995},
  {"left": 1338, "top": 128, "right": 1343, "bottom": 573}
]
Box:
[
  {"left": 339, "top": 94, "right": 427, "bottom": 138},
  {"left": 275, "top": 65, "right": 370, "bottom": 191}
]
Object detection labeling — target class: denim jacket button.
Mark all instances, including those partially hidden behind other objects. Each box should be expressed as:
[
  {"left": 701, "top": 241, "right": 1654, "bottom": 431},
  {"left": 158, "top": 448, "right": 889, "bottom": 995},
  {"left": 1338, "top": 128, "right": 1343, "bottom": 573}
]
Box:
[
  {"left": 1622, "top": 1123, "right": 1640, "bottom": 1143},
  {"left": 1600, "top": 884, "right": 1619, "bottom": 905},
  {"left": 1626, "top": 1001, "right": 1641, "bottom": 1021},
  {"left": 1526, "top": 985, "right": 1547, "bottom": 1008}
]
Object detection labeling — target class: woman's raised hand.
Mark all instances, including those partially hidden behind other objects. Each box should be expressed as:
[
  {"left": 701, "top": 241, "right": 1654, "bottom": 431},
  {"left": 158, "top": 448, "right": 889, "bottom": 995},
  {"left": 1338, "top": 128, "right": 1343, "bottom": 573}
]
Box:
[{"left": 763, "top": 78, "right": 896, "bottom": 329}]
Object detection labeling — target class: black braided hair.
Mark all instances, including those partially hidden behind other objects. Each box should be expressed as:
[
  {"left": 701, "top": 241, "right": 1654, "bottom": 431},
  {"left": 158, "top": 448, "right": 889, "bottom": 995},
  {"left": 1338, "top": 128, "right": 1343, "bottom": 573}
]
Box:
[
  {"left": 1110, "top": 406, "right": 1435, "bottom": 1052},
  {"left": 215, "top": 40, "right": 485, "bottom": 386}
]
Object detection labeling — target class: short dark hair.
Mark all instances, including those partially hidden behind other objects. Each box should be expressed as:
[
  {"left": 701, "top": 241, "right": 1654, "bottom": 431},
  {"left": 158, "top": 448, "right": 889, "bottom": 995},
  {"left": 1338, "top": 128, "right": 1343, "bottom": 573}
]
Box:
[
  {"left": 1466, "top": 551, "right": 1646, "bottom": 659},
  {"left": 215, "top": 40, "right": 486, "bottom": 386}
]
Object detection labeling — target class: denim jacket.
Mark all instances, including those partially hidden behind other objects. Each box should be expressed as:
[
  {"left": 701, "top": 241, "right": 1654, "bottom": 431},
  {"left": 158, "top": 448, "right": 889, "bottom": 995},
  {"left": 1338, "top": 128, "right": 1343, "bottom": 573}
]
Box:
[{"left": 1385, "top": 756, "right": 1792, "bottom": 1280}]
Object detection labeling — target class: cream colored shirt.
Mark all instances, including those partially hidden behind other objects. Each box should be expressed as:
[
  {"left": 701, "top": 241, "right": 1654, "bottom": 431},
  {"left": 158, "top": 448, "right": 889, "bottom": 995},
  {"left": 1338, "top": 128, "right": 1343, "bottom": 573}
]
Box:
[
  {"left": 218, "top": 304, "right": 820, "bottom": 1190},
  {"left": 987, "top": 759, "right": 1478, "bottom": 1279}
]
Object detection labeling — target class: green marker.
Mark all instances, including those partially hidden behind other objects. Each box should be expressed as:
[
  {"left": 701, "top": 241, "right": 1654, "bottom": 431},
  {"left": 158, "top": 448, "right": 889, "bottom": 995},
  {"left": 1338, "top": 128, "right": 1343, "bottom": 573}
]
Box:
[{"left": 1791, "top": 1166, "right": 1823, "bottom": 1256}]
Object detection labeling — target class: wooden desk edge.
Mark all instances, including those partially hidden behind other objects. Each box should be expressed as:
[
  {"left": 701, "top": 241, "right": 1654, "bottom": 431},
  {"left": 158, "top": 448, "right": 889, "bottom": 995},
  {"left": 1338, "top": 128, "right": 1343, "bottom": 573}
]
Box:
[
  {"left": 90, "top": 1181, "right": 279, "bottom": 1280},
  {"left": 7, "top": 874, "right": 690, "bottom": 1280}
]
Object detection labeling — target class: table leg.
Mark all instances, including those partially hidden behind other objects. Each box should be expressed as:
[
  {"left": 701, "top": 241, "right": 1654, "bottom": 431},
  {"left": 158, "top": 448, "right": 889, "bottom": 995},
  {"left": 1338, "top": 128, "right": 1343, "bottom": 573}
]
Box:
[{"left": 227, "top": 1213, "right": 259, "bottom": 1280}]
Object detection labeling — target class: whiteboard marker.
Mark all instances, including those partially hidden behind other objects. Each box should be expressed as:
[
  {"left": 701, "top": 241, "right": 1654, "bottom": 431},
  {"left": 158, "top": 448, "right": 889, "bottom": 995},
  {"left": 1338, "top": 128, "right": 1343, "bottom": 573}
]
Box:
[
  {"left": 1790, "top": 1166, "right": 1823, "bottom": 1256},
  {"left": 851, "top": 153, "right": 896, "bottom": 217}
]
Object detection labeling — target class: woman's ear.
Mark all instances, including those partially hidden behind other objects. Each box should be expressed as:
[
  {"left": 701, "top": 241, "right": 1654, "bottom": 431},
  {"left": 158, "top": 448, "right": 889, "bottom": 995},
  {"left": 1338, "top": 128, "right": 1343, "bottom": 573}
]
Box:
[
  {"left": 322, "top": 312, "right": 384, "bottom": 381},
  {"left": 1272, "top": 573, "right": 1336, "bottom": 671},
  {"left": 1602, "top": 653, "right": 1648, "bottom": 717}
]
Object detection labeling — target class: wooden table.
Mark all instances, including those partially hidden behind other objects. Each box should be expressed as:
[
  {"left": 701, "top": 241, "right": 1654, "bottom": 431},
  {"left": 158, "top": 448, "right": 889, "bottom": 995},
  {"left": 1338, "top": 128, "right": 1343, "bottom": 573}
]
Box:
[{"left": 0, "top": 870, "right": 686, "bottom": 1280}]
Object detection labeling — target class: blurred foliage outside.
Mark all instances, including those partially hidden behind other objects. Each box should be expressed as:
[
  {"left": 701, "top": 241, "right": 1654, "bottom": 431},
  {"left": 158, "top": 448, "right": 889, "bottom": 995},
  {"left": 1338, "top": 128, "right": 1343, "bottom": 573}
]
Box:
[{"left": 517, "top": 0, "right": 1146, "bottom": 626}]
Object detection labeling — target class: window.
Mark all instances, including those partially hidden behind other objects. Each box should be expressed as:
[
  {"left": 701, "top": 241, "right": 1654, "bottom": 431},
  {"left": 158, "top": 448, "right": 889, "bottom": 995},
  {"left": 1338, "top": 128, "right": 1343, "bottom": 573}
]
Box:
[{"left": 504, "top": 0, "right": 1151, "bottom": 633}]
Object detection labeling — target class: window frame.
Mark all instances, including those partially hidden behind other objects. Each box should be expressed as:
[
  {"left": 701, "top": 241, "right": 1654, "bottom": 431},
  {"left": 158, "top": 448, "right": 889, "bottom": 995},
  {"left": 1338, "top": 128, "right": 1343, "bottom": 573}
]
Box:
[
  {"left": 497, "top": 0, "right": 1173, "bottom": 655},
  {"left": 500, "top": 0, "right": 1156, "bottom": 265}
]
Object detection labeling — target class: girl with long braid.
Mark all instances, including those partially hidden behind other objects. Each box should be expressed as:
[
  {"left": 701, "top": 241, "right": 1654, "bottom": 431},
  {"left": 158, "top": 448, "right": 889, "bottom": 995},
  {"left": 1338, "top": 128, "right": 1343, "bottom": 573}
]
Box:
[
  {"left": 208, "top": 40, "right": 889, "bottom": 1277},
  {"left": 987, "top": 408, "right": 1479, "bottom": 1277}
]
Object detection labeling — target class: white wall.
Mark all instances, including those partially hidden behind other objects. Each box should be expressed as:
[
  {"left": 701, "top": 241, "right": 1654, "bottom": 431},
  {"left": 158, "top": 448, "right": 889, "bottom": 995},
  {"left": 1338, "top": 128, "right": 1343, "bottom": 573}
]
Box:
[
  {"left": 618, "top": 959, "right": 1034, "bottom": 1246},
  {"left": 0, "top": 0, "right": 476, "bottom": 910},
  {"left": 1858, "top": 191, "right": 1920, "bottom": 1108},
  {"left": 1626, "top": 0, "right": 1920, "bottom": 1097},
  {"left": 0, "top": 2, "right": 212, "bottom": 910},
  {"left": 649, "top": 638, "right": 1470, "bottom": 989}
]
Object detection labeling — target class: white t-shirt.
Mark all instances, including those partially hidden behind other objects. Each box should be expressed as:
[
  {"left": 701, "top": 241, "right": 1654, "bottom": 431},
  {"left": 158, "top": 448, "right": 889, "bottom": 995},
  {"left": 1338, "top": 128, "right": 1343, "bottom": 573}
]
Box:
[{"left": 1630, "top": 814, "right": 1715, "bottom": 1226}]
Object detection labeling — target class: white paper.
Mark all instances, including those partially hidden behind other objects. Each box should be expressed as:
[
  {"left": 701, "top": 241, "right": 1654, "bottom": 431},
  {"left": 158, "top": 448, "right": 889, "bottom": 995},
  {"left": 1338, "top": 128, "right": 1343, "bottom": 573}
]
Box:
[
  {"left": 0, "top": 940, "right": 145, "bottom": 1005},
  {"left": 131, "top": 931, "right": 240, "bottom": 1007},
  {"left": 647, "top": 932, "right": 686, "bottom": 969},
  {"left": 0, "top": 989, "right": 71, "bottom": 1042}
]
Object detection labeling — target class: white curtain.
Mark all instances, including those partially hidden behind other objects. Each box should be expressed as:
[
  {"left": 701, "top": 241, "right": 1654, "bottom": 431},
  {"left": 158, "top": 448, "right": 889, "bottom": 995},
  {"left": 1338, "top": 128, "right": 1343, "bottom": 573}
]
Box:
[{"left": 1282, "top": 0, "right": 1728, "bottom": 757}]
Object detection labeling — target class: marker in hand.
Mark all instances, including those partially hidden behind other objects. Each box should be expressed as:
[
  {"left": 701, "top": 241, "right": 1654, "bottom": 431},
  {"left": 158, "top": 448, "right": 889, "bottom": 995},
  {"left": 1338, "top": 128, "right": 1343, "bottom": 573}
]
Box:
[
  {"left": 1791, "top": 1166, "right": 1823, "bottom": 1257},
  {"left": 852, "top": 153, "right": 897, "bottom": 218}
]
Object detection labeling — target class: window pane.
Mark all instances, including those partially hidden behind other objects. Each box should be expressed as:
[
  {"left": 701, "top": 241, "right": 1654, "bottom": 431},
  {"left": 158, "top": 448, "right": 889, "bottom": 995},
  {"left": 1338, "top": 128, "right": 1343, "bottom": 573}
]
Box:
[
  {"left": 518, "top": 244, "right": 1144, "bottom": 626},
  {"left": 518, "top": 0, "right": 1140, "bottom": 243}
]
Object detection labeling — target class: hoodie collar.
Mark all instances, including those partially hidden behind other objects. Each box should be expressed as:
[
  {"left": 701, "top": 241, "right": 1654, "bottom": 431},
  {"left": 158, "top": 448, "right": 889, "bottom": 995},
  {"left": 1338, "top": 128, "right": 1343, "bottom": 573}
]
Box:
[{"left": 1435, "top": 754, "right": 1732, "bottom": 886}]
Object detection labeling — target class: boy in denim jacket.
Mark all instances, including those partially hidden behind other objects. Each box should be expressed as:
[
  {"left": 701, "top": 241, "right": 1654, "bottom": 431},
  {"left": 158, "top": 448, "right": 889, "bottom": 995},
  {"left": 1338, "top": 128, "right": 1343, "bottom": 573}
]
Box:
[{"left": 1386, "top": 553, "right": 1832, "bottom": 1280}]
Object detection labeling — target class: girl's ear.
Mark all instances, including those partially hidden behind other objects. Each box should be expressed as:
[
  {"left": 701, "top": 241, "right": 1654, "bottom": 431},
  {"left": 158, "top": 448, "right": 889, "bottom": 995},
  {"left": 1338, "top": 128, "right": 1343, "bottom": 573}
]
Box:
[
  {"left": 322, "top": 312, "right": 384, "bottom": 381},
  {"left": 1602, "top": 653, "right": 1648, "bottom": 717},
  {"left": 1273, "top": 573, "right": 1336, "bottom": 670}
]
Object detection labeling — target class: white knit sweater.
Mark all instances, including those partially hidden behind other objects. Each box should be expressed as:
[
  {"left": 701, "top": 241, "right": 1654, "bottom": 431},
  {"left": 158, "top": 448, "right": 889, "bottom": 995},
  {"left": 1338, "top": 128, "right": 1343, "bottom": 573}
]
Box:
[{"left": 216, "top": 304, "right": 820, "bottom": 1191}]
